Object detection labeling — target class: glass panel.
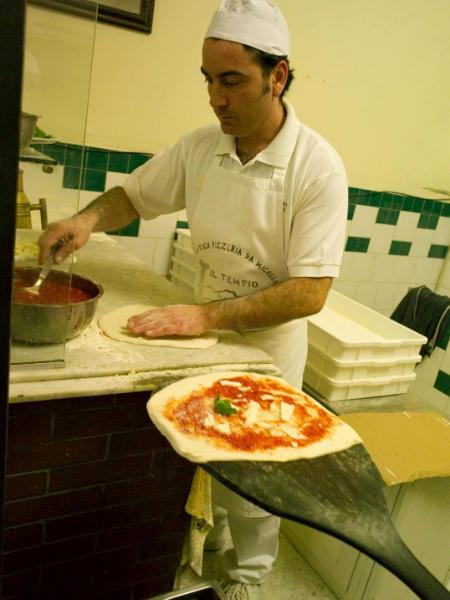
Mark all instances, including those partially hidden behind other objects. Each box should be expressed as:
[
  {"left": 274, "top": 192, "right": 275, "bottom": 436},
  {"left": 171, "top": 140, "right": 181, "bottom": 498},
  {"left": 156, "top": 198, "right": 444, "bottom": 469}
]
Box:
[{"left": 11, "top": 1, "right": 98, "bottom": 369}]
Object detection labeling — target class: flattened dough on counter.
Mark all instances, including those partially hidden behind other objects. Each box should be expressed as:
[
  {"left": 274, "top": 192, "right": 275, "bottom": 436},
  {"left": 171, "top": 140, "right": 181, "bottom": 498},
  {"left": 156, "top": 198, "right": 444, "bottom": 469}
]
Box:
[{"left": 98, "top": 304, "right": 218, "bottom": 349}]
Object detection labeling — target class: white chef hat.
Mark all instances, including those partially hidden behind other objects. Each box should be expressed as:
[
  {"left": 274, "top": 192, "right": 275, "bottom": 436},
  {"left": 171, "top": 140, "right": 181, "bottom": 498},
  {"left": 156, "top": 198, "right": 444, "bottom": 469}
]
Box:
[{"left": 205, "top": 0, "right": 290, "bottom": 57}]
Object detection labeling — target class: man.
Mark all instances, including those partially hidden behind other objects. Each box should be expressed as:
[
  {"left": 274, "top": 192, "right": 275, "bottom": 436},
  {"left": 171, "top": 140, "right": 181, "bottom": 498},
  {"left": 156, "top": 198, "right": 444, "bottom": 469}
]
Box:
[{"left": 39, "top": 1, "right": 348, "bottom": 598}]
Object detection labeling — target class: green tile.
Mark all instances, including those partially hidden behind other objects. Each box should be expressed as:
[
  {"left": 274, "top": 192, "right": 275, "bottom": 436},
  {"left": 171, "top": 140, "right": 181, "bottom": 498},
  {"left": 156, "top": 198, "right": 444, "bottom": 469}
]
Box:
[
  {"left": 37, "top": 143, "right": 65, "bottom": 163},
  {"left": 65, "top": 147, "right": 84, "bottom": 168},
  {"left": 176, "top": 220, "right": 189, "bottom": 229},
  {"left": 434, "top": 370, "right": 450, "bottom": 396},
  {"left": 368, "top": 193, "right": 382, "bottom": 207},
  {"left": 418, "top": 213, "right": 439, "bottom": 230},
  {"left": 128, "top": 153, "right": 151, "bottom": 173},
  {"left": 402, "top": 196, "right": 414, "bottom": 211},
  {"left": 347, "top": 204, "right": 356, "bottom": 220},
  {"left": 428, "top": 244, "right": 448, "bottom": 259},
  {"left": 431, "top": 200, "right": 443, "bottom": 215},
  {"left": 85, "top": 149, "right": 108, "bottom": 170},
  {"left": 107, "top": 218, "right": 140, "bottom": 237},
  {"left": 81, "top": 168, "right": 106, "bottom": 192},
  {"left": 63, "top": 166, "right": 82, "bottom": 189},
  {"left": 108, "top": 152, "right": 130, "bottom": 173},
  {"left": 389, "top": 240, "right": 411, "bottom": 256},
  {"left": 376, "top": 208, "right": 400, "bottom": 225},
  {"left": 412, "top": 197, "right": 424, "bottom": 213},
  {"left": 345, "top": 236, "right": 370, "bottom": 252},
  {"left": 382, "top": 192, "right": 403, "bottom": 210}
]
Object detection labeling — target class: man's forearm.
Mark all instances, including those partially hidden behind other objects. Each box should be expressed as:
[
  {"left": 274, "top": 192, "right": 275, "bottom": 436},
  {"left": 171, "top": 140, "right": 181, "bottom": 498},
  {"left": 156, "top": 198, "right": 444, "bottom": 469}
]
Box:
[
  {"left": 79, "top": 186, "right": 139, "bottom": 232},
  {"left": 204, "top": 276, "right": 332, "bottom": 332}
]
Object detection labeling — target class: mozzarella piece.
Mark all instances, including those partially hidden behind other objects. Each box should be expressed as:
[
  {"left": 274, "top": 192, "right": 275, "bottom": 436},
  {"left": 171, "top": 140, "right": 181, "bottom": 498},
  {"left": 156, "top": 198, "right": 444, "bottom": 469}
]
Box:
[
  {"left": 244, "top": 400, "right": 260, "bottom": 426},
  {"left": 203, "top": 414, "right": 215, "bottom": 427},
  {"left": 280, "top": 401, "right": 295, "bottom": 422},
  {"left": 279, "top": 424, "right": 307, "bottom": 440},
  {"left": 202, "top": 413, "right": 231, "bottom": 435},
  {"left": 261, "top": 394, "right": 276, "bottom": 400},
  {"left": 219, "top": 380, "right": 242, "bottom": 387},
  {"left": 214, "top": 421, "right": 231, "bottom": 435}
]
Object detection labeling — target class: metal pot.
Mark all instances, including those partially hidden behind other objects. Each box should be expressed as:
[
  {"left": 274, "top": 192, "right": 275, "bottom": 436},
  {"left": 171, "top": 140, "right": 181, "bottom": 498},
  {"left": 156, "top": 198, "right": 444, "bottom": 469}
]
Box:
[
  {"left": 19, "top": 112, "right": 39, "bottom": 152},
  {"left": 11, "top": 267, "right": 103, "bottom": 344}
]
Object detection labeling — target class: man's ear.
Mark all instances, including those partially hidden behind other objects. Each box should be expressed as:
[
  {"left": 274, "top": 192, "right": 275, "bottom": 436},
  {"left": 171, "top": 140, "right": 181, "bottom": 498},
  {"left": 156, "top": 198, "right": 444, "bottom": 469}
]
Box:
[{"left": 272, "top": 60, "right": 289, "bottom": 97}]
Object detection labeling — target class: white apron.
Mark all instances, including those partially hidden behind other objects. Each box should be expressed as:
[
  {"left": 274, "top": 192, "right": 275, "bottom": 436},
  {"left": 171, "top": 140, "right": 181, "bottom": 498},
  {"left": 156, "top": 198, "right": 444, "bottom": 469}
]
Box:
[
  {"left": 190, "top": 155, "right": 307, "bottom": 389},
  {"left": 190, "top": 156, "right": 307, "bottom": 517}
]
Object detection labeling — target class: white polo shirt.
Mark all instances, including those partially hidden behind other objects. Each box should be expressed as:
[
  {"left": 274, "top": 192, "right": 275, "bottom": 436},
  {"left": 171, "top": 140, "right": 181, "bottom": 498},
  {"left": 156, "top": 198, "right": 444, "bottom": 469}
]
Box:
[{"left": 123, "top": 101, "right": 348, "bottom": 280}]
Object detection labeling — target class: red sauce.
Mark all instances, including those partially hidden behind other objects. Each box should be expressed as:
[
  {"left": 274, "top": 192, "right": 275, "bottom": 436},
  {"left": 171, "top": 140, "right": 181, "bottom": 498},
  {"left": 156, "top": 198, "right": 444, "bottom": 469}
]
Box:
[
  {"left": 13, "top": 279, "right": 92, "bottom": 305},
  {"left": 165, "top": 375, "right": 335, "bottom": 452}
]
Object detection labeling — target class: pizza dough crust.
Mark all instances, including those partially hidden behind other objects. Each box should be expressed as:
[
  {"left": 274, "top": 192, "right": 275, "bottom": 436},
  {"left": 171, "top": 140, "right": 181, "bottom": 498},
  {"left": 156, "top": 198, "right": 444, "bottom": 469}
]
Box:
[
  {"left": 98, "top": 304, "right": 218, "bottom": 348},
  {"left": 147, "top": 371, "right": 362, "bottom": 462}
]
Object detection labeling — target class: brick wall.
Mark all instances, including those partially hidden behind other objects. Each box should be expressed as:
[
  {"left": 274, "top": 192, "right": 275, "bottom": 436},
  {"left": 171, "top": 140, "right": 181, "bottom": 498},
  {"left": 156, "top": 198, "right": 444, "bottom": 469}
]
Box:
[{"left": 3, "top": 392, "right": 196, "bottom": 600}]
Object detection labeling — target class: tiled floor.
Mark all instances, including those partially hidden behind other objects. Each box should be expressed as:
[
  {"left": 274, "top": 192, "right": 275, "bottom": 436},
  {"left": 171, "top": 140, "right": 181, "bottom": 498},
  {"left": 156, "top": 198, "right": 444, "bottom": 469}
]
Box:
[{"left": 178, "top": 532, "right": 337, "bottom": 599}]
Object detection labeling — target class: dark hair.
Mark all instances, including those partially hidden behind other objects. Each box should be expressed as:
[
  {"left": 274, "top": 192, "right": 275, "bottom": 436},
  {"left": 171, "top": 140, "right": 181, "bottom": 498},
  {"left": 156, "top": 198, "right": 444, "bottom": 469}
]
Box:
[{"left": 243, "top": 45, "right": 295, "bottom": 97}]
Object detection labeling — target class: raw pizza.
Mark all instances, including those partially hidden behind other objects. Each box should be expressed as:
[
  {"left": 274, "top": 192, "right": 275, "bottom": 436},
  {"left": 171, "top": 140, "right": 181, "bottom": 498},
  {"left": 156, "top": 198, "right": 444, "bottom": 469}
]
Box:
[{"left": 147, "top": 371, "right": 361, "bottom": 462}]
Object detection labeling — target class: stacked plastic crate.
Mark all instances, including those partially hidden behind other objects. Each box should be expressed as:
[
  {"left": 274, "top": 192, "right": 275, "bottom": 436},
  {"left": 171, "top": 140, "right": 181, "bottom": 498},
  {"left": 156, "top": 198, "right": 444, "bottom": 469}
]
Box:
[
  {"left": 305, "top": 290, "right": 427, "bottom": 401},
  {"left": 169, "top": 229, "right": 195, "bottom": 298}
]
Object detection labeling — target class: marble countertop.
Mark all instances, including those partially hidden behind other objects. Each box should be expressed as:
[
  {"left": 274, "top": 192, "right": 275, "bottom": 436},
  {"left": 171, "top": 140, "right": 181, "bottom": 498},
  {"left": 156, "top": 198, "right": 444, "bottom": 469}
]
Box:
[{"left": 9, "top": 232, "right": 278, "bottom": 403}]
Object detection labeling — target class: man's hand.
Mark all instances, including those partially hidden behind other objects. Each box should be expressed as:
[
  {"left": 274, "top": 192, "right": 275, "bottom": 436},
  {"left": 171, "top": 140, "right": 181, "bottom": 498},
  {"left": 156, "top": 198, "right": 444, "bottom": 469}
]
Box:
[
  {"left": 127, "top": 305, "right": 212, "bottom": 338},
  {"left": 38, "top": 212, "right": 96, "bottom": 265},
  {"left": 38, "top": 186, "right": 139, "bottom": 265}
]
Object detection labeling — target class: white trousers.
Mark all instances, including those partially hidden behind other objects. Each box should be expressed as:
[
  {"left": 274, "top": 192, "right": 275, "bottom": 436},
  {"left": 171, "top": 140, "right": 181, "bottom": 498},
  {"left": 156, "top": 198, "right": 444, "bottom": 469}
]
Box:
[
  {"left": 207, "top": 479, "right": 281, "bottom": 584},
  {"left": 206, "top": 321, "right": 306, "bottom": 584}
]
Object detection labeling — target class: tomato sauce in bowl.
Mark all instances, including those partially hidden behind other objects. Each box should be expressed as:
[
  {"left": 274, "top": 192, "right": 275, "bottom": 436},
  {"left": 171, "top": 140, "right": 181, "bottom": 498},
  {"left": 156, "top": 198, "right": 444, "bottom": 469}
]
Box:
[
  {"left": 11, "top": 267, "right": 103, "bottom": 343},
  {"left": 13, "top": 279, "right": 92, "bottom": 305}
]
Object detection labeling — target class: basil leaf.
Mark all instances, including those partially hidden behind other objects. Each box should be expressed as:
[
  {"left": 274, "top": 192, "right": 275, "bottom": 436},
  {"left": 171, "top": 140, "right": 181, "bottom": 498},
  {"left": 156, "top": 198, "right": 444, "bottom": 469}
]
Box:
[{"left": 214, "top": 395, "right": 237, "bottom": 415}]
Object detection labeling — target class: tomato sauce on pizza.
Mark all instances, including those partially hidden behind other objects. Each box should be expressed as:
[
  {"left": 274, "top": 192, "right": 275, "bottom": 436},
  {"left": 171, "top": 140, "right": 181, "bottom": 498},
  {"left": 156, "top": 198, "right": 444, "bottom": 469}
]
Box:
[{"left": 163, "top": 374, "right": 334, "bottom": 452}]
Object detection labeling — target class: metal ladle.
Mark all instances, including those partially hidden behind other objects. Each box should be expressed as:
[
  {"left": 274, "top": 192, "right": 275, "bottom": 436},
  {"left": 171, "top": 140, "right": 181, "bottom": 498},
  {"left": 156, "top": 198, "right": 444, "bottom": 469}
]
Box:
[{"left": 24, "top": 239, "right": 65, "bottom": 296}]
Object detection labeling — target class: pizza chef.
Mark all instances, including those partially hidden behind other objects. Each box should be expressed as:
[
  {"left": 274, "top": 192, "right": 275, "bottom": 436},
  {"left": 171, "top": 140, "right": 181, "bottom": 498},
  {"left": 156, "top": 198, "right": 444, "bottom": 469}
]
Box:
[{"left": 39, "top": 0, "right": 348, "bottom": 597}]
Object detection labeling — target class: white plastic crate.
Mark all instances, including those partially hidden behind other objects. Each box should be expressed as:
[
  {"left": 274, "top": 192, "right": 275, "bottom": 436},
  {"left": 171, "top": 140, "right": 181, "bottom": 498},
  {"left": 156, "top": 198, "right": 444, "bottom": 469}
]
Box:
[
  {"left": 175, "top": 228, "right": 193, "bottom": 251},
  {"left": 307, "top": 345, "right": 422, "bottom": 381},
  {"left": 307, "top": 290, "right": 427, "bottom": 361},
  {"left": 304, "top": 363, "right": 416, "bottom": 401}
]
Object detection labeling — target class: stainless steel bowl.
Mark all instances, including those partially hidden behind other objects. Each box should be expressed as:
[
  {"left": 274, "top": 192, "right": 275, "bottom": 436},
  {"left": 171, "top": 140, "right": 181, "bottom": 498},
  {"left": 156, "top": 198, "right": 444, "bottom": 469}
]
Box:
[{"left": 12, "top": 267, "right": 103, "bottom": 344}]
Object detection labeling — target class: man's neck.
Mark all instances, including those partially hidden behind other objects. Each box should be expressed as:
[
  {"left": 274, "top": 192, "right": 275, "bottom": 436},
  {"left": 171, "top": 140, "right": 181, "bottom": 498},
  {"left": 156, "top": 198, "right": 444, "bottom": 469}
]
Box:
[{"left": 236, "top": 101, "right": 286, "bottom": 164}]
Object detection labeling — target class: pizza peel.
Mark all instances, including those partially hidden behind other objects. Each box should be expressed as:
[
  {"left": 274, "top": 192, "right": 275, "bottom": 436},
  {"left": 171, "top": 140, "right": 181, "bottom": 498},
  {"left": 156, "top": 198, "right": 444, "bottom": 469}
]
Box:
[{"left": 203, "top": 444, "right": 449, "bottom": 600}]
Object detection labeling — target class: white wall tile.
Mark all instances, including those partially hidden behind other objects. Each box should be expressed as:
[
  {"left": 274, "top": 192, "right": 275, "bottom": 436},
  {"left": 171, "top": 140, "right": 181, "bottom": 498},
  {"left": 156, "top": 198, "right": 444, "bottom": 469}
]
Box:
[
  {"left": 411, "top": 257, "right": 432, "bottom": 286},
  {"left": 369, "top": 224, "right": 395, "bottom": 254},
  {"left": 433, "top": 216, "right": 450, "bottom": 246},
  {"left": 372, "top": 255, "right": 397, "bottom": 283},
  {"left": 105, "top": 171, "right": 128, "bottom": 189},
  {"left": 394, "top": 211, "right": 420, "bottom": 240},
  {"left": 177, "top": 209, "right": 188, "bottom": 223},
  {"left": 426, "top": 259, "right": 445, "bottom": 288},
  {"left": 373, "top": 282, "right": 405, "bottom": 315},
  {"left": 436, "top": 256, "right": 450, "bottom": 293},
  {"left": 354, "top": 282, "right": 379, "bottom": 308},
  {"left": 391, "top": 255, "right": 417, "bottom": 284},
  {"left": 348, "top": 206, "right": 378, "bottom": 237},
  {"left": 337, "top": 252, "right": 354, "bottom": 280},
  {"left": 410, "top": 228, "right": 435, "bottom": 257},
  {"left": 332, "top": 280, "right": 358, "bottom": 298},
  {"left": 139, "top": 212, "right": 179, "bottom": 239},
  {"left": 346, "top": 253, "right": 377, "bottom": 282}
]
